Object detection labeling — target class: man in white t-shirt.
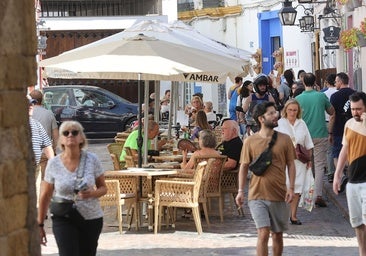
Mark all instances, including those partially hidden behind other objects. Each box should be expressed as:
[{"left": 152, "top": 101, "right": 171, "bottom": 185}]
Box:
[
  {"left": 323, "top": 74, "right": 337, "bottom": 182},
  {"left": 203, "top": 101, "right": 217, "bottom": 122}
]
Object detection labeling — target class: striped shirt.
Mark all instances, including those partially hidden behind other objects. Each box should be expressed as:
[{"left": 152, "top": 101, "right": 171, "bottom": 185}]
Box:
[{"left": 29, "top": 117, "right": 52, "bottom": 165}]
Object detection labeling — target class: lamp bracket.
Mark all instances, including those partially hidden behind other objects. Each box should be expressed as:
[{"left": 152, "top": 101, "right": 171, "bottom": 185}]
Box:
[{"left": 293, "top": 4, "right": 314, "bottom": 16}]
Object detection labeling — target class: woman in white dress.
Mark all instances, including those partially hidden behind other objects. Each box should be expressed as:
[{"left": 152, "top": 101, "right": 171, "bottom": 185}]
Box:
[{"left": 275, "top": 99, "right": 313, "bottom": 225}]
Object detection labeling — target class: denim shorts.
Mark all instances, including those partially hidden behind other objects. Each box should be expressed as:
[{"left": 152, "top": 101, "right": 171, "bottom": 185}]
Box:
[
  {"left": 248, "top": 200, "right": 289, "bottom": 233},
  {"left": 346, "top": 182, "right": 366, "bottom": 228}
]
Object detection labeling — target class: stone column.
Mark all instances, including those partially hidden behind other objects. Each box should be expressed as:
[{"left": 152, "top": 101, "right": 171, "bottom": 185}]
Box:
[{"left": 0, "top": 0, "right": 39, "bottom": 255}]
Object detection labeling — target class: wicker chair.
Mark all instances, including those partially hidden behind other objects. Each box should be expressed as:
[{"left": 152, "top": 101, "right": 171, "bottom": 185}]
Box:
[
  {"left": 107, "top": 143, "right": 124, "bottom": 170},
  {"left": 154, "top": 161, "right": 207, "bottom": 234},
  {"left": 114, "top": 131, "right": 131, "bottom": 146},
  {"left": 124, "top": 147, "right": 137, "bottom": 168},
  {"left": 221, "top": 169, "right": 244, "bottom": 216},
  {"left": 193, "top": 155, "right": 227, "bottom": 224},
  {"left": 102, "top": 174, "right": 139, "bottom": 231},
  {"left": 214, "top": 125, "right": 222, "bottom": 146},
  {"left": 99, "top": 179, "right": 136, "bottom": 233}
]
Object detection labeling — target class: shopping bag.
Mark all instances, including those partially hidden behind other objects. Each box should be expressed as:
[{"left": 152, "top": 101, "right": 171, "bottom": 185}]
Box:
[{"left": 298, "top": 168, "right": 315, "bottom": 212}]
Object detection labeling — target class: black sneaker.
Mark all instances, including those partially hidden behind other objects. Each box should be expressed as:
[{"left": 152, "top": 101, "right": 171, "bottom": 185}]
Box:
[{"left": 338, "top": 175, "right": 348, "bottom": 193}]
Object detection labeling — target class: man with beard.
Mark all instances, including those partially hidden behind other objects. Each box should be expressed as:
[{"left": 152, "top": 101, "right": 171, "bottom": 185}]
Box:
[
  {"left": 243, "top": 74, "right": 275, "bottom": 135},
  {"left": 236, "top": 101, "right": 295, "bottom": 256},
  {"left": 333, "top": 92, "right": 366, "bottom": 256},
  {"left": 328, "top": 72, "right": 355, "bottom": 188}
]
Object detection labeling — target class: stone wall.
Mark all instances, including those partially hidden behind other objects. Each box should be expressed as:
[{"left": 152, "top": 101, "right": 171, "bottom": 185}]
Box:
[{"left": 0, "top": 1, "right": 39, "bottom": 255}]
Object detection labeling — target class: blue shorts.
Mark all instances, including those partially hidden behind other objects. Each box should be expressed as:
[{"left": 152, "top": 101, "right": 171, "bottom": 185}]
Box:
[
  {"left": 248, "top": 200, "right": 289, "bottom": 233},
  {"left": 332, "top": 136, "right": 342, "bottom": 158}
]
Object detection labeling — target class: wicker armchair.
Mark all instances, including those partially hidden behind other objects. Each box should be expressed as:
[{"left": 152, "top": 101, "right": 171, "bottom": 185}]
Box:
[
  {"left": 99, "top": 179, "right": 136, "bottom": 233},
  {"left": 221, "top": 169, "right": 244, "bottom": 216},
  {"left": 103, "top": 173, "right": 139, "bottom": 231},
  {"left": 154, "top": 161, "right": 207, "bottom": 234},
  {"left": 193, "top": 155, "right": 227, "bottom": 224},
  {"left": 124, "top": 147, "right": 137, "bottom": 168},
  {"left": 107, "top": 143, "right": 124, "bottom": 170}
]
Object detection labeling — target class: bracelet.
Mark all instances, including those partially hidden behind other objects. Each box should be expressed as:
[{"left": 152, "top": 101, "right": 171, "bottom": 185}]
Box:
[
  {"left": 238, "top": 189, "right": 244, "bottom": 193},
  {"left": 39, "top": 223, "right": 44, "bottom": 227}
]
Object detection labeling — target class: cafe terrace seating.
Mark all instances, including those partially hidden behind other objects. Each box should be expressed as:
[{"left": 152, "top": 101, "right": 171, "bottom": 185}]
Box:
[
  {"left": 101, "top": 175, "right": 139, "bottom": 232},
  {"left": 154, "top": 161, "right": 207, "bottom": 235},
  {"left": 221, "top": 169, "right": 244, "bottom": 216},
  {"left": 193, "top": 155, "right": 227, "bottom": 224},
  {"left": 107, "top": 143, "right": 124, "bottom": 170}
]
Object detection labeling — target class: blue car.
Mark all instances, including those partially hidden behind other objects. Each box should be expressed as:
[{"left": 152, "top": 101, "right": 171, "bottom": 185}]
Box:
[{"left": 43, "top": 85, "right": 138, "bottom": 138}]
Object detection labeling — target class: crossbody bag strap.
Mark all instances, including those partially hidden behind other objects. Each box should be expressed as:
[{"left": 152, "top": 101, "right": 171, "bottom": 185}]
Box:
[
  {"left": 268, "top": 131, "right": 278, "bottom": 149},
  {"left": 76, "top": 150, "right": 87, "bottom": 179}
]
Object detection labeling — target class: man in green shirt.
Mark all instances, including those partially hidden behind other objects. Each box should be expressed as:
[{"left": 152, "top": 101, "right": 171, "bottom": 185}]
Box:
[
  {"left": 120, "top": 120, "right": 166, "bottom": 161},
  {"left": 296, "top": 73, "right": 334, "bottom": 207}
]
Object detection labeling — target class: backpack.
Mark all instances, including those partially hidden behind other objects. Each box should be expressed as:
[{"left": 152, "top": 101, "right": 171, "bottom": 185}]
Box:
[{"left": 268, "top": 88, "right": 283, "bottom": 111}]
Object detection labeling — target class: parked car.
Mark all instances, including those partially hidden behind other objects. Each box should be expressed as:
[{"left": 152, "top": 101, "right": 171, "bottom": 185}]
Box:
[{"left": 43, "top": 85, "right": 138, "bottom": 138}]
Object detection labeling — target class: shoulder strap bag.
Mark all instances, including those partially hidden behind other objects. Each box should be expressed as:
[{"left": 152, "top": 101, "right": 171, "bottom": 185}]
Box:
[{"left": 249, "top": 131, "right": 278, "bottom": 176}]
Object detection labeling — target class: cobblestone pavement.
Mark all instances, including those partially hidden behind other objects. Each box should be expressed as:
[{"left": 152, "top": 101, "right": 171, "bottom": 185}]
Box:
[{"left": 41, "top": 142, "right": 359, "bottom": 256}]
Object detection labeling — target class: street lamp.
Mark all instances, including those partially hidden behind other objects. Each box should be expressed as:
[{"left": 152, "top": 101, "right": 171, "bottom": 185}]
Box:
[{"left": 278, "top": 0, "right": 297, "bottom": 26}]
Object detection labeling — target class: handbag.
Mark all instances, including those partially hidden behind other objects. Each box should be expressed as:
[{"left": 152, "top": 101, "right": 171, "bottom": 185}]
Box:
[
  {"left": 296, "top": 143, "right": 311, "bottom": 164},
  {"left": 249, "top": 131, "right": 278, "bottom": 176},
  {"left": 50, "top": 151, "right": 87, "bottom": 218}
]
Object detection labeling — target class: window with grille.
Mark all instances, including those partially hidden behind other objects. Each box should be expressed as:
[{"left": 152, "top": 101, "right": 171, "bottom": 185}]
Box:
[
  {"left": 40, "top": 0, "right": 157, "bottom": 17},
  {"left": 178, "top": 0, "right": 194, "bottom": 12}
]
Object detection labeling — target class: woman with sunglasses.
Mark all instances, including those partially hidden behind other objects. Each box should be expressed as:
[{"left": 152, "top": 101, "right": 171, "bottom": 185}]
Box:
[{"left": 38, "top": 121, "right": 107, "bottom": 256}]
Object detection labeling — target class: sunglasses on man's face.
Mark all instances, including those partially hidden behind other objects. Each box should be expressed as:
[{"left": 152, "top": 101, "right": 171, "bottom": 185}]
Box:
[{"left": 62, "top": 130, "right": 79, "bottom": 137}]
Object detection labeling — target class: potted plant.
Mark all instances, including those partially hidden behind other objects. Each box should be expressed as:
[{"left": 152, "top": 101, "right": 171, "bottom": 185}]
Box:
[
  {"left": 359, "top": 18, "right": 366, "bottom": 47},
  {"left": 337, "top": 0, "right": 347, "bottom": 4},
  {"left": 339, "top": 28, "right": 359, "bottom": 50}
]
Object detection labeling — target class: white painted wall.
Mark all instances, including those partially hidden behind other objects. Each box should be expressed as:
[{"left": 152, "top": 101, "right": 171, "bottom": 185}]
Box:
[{"left": 162, "top": 0, "right": 178, "bottom": 22}]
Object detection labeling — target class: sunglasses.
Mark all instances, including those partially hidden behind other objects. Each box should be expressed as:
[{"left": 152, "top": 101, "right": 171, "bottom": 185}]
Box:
[{"left": 62, "top": 130, "right": 79, "bottom": 137}]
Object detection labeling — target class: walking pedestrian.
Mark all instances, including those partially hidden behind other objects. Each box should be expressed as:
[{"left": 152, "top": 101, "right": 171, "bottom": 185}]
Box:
[
  {"left": 296, "top": 72, "right": 334, "bottom": 207},
  {"left": 329, "top": 72, "right": 355, "bottom": 188},
  {"left": 29, "top": 90, "right": 59, "bottom": 203},
  {"left": 275, "top": 99, "right": 313, "bottom": 224},
  {"left": 242, "top": 74, "right": 275, "bottom": 135},
  {"left": 228, "top": 76, "right": 242, "bottom": 121},
  {"left": 322, "top": 74, "right": 337, "bottom": 182},
  {"left": 236, "top": 101, "right": 295, "bottom": 256},
  {"left": 333, "top": 91, "right": 366, "bottom": 256},
  {"left": 38, "top": 121, "right": 107, "bottom": 256}
]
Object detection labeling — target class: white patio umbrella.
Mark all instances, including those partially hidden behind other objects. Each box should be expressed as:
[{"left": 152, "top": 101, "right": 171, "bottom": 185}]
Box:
[
  {"left": 42, "top": 34, "right": 244, "bottom": 83},
  {"left": 40, "top": 34, "right": 245, "bottom": 167}
]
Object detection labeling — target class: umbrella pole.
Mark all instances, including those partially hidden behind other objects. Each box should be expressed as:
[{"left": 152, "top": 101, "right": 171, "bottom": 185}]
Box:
[
  {"left": 143, "top": 80, "right": 150, "bottom": 165},
  {"left": 137, "top": 74, "right": 143, "bottom": 168}
]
